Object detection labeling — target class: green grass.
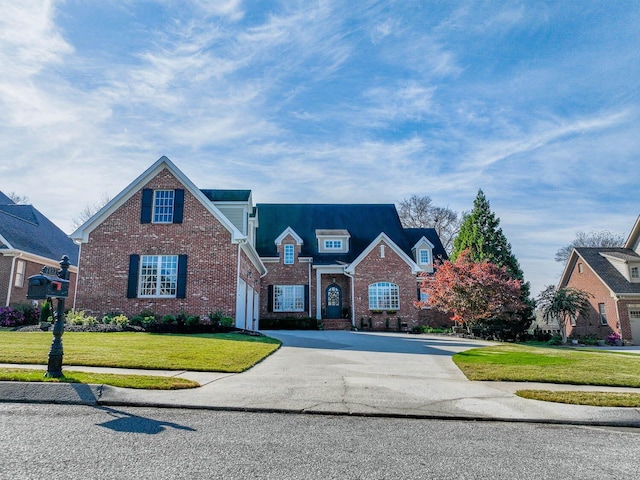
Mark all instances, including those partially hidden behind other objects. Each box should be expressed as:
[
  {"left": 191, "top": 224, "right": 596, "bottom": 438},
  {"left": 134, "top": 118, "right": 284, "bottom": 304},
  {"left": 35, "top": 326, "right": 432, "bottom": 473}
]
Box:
[
  {"left": 453, "top": 344, "right": 640, "bottom": 387},
  {"left": 453, "top": 344, "right": 640, "bottom": 407},
  {"left": 516, "top": 390, "right": 640, "bottom": 408},
  {"left": 0, "top": 368, "right": 199, "bottom": 390},
  {"left": 0, "top": 331, "right": 281, "bottom": 372}
]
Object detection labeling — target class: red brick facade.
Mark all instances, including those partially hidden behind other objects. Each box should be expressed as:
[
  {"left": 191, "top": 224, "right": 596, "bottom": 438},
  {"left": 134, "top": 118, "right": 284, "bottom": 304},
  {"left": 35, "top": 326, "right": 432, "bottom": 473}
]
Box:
[
  {"left": 75, "top": 168, "right": 246, "bottom": 320},
  {"left": 564, "top": 258, "right": 626, "bottom": 341}
]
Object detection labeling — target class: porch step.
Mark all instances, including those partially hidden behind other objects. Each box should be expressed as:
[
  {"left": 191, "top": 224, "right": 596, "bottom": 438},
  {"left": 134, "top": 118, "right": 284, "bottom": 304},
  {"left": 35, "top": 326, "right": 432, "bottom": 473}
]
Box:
[{"left": 321, "top": 319, "right": 352, "bottom": 330}]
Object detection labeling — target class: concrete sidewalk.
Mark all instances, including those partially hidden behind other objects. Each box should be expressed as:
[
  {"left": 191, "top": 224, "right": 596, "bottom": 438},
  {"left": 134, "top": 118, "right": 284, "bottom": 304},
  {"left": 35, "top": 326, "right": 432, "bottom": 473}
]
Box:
[{"left": 1, "top": 330, "right": 640, "bottom": 427}]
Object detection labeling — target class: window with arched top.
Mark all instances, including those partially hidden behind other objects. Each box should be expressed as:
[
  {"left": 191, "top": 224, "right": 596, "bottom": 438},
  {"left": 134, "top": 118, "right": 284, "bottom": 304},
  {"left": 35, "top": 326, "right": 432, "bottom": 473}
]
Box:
[{"left": 368, "top": 282, "right": 399, "bottom": 310}]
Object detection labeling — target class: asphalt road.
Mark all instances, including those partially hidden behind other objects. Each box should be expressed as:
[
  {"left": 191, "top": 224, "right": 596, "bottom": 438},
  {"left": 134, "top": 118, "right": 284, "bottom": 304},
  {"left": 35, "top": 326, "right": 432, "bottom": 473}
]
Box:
[{"left": 1, "top": 404, "right": 638, "bottom": 479}]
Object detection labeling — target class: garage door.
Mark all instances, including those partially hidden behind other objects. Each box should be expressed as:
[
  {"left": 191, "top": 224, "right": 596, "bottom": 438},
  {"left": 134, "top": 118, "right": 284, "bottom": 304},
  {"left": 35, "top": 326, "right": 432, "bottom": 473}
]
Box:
[{"left": 629, "top": 307, "right": 640, "bottom": 346}]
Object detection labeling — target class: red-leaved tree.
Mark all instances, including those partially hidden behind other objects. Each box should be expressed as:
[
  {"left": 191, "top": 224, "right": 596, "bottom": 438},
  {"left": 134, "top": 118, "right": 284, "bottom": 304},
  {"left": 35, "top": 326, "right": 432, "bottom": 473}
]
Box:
[{"left": 416, "top": 250, "right": 524, "bottom": 333}]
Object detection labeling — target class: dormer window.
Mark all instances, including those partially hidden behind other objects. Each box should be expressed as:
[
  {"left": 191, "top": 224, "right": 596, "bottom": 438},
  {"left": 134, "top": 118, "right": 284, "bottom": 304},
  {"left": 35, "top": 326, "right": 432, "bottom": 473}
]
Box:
[
  {"left": 632, "top": 266, "right": 639, "bottom": 279},
  {"left": 412, "top": 237, "right": 435, "bottom": 272},
  {"left": 316, "top": 229, "right": 350, "bottom": 254},
  {"left": 324, "top": 239, "right": 342, "bottom": 250},
  {"left": 418, "top": 249, "right": 430, "bottom": 265}
]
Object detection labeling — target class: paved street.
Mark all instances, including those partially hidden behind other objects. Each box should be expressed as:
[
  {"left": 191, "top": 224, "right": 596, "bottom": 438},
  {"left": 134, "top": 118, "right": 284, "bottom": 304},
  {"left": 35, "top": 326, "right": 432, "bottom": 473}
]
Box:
[
  {"left": 2, "top": 403, "right": 639, "bottom": 480},
  {"left": 2, "top": 331, "right": 640, "bottom": 426}
]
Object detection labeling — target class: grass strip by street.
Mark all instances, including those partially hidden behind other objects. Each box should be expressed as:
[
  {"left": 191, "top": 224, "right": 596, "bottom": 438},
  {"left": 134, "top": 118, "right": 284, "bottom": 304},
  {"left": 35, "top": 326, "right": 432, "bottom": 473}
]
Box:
[
  {"left": 0, "top": 368, "right": 199, "bottom": 390},
  {"left": 453, "top": 344, "right": 640, "bottom": 406},
  {"left": 453, "top": 344, "right": 640, "bottom": 387},
  {"left": 516, "top": 390, "right": 640, "bottom": 408},
  {"left": 0, "top": 331, "right": 281, "bottom": 373}
]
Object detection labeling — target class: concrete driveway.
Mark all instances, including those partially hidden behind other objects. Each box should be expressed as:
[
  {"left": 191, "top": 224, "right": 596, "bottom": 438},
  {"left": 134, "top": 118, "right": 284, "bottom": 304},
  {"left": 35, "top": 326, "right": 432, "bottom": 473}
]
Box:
[{"left": 4, "top": 330, "right": 640, "bottom": 425}]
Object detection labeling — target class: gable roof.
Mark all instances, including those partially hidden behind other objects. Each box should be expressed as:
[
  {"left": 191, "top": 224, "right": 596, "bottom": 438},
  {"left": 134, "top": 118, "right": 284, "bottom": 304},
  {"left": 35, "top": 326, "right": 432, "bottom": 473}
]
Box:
[
  {"left": 255, "top": 204, "right": 448, "bottom": 265},
  {"left": 0, "top": 193, "right": 79, "bottom": 265},
  {"left": 345, "top": 232, "right": 422, "bottom": 274},
  {"left": 560, "top": 247, "right": 640, "bottom": 296},
  {"left": 70, "top": 156, "right": 245, "bottom": 243},
  {"left": 201, "top": 189, "right": 252, "bottom": 202},
  {"left": 624, "top": 215, "right": 640, "bottom": 252}
]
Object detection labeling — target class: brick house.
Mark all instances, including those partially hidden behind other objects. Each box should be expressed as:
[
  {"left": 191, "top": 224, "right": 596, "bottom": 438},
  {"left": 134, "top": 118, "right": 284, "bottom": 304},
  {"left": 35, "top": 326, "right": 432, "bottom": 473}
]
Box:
[
  {"left": 255, "top": 204, "right": 448, "bottom": 330},
  {"left": 71, "top": 157, "right": 266, "bottom": 328},
  {"left": 71, "top": 157, "right": 448, "bottom": 331},
  {"left": 0, "top": 191, "right": 79, "bottom": 307},
  {"left": 559, "top": 215, "right": 640, "bottom": 344}
]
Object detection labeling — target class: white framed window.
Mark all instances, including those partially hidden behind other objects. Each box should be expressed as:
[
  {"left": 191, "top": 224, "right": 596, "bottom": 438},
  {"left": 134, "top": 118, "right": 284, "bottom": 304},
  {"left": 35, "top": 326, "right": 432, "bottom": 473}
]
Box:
[
  {"left": 324, "top": 239, "right": 342, "bottom": 250},
  {"left": 368, "top": 282, "right": 399, "bottom": 310},
  {"left": 153, "top": 190, "right": 175, "bottom": 223},
  {"left": 14, "top": 260, "right": 26, "bottom": 287},
  {"left": 139, "top": 255, "right": 178, "bottom": 297},
  {"left": 598, "top": 303, "right": 607, "bottom": 326},
  {"left": 578, "top": 263, "right": 583, "bottom": 274},
  {"left": 418, "top": 249, "right": 430, "bottom": 265},
  {"left": 274, "top": 285, "right": 305, "bottom": 312},
  {"left": 420, "top": 291, "right": 429, "bottom": 304},
  {"left": 631, "top": 266, "right": 639, "bottom": 279},
  {"left": 284, "top": 244, "right": 294, "bottom": 265}
]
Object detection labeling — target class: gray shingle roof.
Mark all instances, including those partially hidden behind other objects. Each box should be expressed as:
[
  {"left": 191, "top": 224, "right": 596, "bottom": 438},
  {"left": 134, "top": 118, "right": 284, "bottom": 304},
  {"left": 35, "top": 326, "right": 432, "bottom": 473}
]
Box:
[
  {"left": 255, "top": 204, "right": 448, "bottom": 265},
  {"left": 575, "top": 247, "right": 640, "bottom": 295},
  {"left": 0, "top": 194, "right": 79, "bottom": 265}
]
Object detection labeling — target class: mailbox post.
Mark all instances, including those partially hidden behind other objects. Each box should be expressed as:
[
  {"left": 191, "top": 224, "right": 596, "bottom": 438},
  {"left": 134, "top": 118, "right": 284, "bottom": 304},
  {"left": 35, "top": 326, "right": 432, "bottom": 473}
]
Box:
[{"left": 27, "top": 255, "right": 71, "bottom": 378}]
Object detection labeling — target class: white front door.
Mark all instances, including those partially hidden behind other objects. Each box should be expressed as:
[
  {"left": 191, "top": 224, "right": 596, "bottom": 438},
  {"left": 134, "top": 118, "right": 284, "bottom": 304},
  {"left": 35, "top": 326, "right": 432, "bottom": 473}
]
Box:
[{"left": 629, "top": 306, "right": 640, "bottom": 345}]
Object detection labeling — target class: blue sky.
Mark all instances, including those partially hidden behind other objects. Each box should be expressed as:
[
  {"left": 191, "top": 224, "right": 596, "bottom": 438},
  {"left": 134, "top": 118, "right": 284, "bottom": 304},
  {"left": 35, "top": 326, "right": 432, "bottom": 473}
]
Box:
[{"left": 1, "top": 1, "right": 639, "bottom": 296}]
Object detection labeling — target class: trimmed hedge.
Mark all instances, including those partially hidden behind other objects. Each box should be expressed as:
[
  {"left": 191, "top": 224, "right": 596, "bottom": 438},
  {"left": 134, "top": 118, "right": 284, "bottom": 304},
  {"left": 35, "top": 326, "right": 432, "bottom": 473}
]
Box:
[{"left": 259, "top": 317, "right": 319, "bottom": 330}]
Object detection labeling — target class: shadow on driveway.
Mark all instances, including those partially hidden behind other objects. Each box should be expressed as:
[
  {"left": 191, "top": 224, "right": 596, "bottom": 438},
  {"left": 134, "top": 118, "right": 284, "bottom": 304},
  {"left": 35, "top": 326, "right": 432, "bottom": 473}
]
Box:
[{"left": 261, "top": 330, "right": 490, "bottom": 356}]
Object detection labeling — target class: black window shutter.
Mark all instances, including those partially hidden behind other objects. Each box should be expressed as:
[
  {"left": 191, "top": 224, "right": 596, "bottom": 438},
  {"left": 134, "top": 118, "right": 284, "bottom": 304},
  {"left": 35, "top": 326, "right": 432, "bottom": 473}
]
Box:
[
  {"left": 140, "top": 189, "right": 153, "bottom": 224},
  {"left": 127, "top": 254, "right": 140, "bottom": 298},
  {"left": 177, "top": 254, "right": 188, "bottom": 298},
  {"left": 304, "top": 285, "right": 309, "bottom": 311},
  {"left": 173, "top": 189, "right": 184, "bottom": 224},
  {"left": 417, "top": 287, "right": 421, "bottom": 300},
  {"left": 267, "top": 285, "right": 274, "bottom": 312}
]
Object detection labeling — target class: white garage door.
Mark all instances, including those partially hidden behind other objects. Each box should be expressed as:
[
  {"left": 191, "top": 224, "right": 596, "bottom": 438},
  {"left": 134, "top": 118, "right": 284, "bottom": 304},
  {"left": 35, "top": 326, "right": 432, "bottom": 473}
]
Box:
[{"left": 629, "top": 307, "right": 640, "bottom": 346}]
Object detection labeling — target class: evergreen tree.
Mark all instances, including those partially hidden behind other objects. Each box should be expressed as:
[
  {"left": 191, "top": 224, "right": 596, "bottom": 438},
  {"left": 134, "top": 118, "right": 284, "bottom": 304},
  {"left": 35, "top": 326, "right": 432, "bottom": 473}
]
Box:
[{"left": 451, "top": 189, "right": 533, "bottom": 337}]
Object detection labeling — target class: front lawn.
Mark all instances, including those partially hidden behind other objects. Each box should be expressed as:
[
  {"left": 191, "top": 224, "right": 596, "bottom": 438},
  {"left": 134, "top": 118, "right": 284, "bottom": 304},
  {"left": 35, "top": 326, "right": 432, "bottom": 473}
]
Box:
[
  {"left": 453, "top": 344, "right": 640, "bottom": 387},
  {"left": 0, "top": 331, "right": 281, "bottom": 373},
  {"left": 453, "top": 344, "right": 640, "bottom": 407}
]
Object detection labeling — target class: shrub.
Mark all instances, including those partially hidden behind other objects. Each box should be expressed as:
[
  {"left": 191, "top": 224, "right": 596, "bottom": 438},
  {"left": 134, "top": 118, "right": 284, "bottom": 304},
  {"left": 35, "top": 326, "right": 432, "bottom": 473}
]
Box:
[
  {"left": 0, "top": 306, "right": 25, "bottom": 328},
  {"left": 162, "top": 314, "right": 177, "bottom": 325},
  {"left": 547, "top": 334, "right": 563, "bottom": 346},
  {"left": 186, "top": 315, "right": 200, "bottom": 327},
  {"left": 66, "top": 310, "right": 98, "bottom": 326},
  {"left": 12, "top": 303, "right": 40, "bottom": 325},
  {"left": 581, "top": 334, "right": 600, "bottom": 346},
  {"left": 220, "top": 317, "right": 234, "bottom": 327},
  {"left": 111, "top": 314, "right": 129, "bottom": 327},
  {"left": 606, "top": 332, "right": 621, "bottom": 346},
  {"left": 39, "top": 301, "right": 52, "bottom": 323}
]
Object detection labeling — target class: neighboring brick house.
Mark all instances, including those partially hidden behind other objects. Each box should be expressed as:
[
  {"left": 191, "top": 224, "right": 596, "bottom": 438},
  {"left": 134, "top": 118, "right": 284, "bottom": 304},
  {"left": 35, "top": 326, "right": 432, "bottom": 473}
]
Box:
[
  {"left": 70, "top": 157, "right": 266, "bottom": 328},
  {"left": 255, "top": 204, "right": 448, "bottom": 330},
  {"left": 71, "top": 156, "right": 448, "bottom": 331},
  {"left": 0, "top": 191, "right": 79, "bottom": 307},
  {"left": 559, "top": 215, "right": 640, "bottom": 344}
]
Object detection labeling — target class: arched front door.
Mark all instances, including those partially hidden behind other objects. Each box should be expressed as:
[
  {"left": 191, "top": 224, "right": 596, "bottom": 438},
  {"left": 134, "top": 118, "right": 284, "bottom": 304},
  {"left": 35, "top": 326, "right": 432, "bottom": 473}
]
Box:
[{"left": 325, "top": 284, "right": 342, "bottom": 319}]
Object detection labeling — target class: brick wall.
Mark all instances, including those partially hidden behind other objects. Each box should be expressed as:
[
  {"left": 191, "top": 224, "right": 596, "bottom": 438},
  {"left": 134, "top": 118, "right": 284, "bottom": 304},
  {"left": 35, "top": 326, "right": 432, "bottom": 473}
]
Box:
[
  {"left": 564, "top": 258, "right": 619, "bottom": 340},
  {"left": 75, "top": 168, "right": 239, "bottom": 320},
  {"left": 351, "top": 239, "right": 421, "bottom": 330},
  {"left": 260, "top": 235, "right": 311, "bottom": 319}
]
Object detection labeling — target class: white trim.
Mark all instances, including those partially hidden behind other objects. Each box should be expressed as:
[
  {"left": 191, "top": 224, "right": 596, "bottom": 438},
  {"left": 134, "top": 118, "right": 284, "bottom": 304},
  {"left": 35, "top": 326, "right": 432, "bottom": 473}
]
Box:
[
  {"left": 275, "top": 227, "right": 303, "bottom": 246},
  {"left": 0, "top": 233, "right": 14, "bottom": 250},
  {"left": 0, "top": 249, "right": 78, "bottom": 273},
  {"left": 345, "top": 233, "right": 421, "bottom": 274},
  {"left": 70, "top": 156, "right": 245, "bottom": 244}
]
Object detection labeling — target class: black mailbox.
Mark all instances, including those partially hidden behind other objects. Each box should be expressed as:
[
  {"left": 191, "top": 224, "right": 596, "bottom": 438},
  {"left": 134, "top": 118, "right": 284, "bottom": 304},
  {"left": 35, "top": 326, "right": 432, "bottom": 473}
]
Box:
[{"left": 27, "top": 274, "right": 70, "bottom": 300}]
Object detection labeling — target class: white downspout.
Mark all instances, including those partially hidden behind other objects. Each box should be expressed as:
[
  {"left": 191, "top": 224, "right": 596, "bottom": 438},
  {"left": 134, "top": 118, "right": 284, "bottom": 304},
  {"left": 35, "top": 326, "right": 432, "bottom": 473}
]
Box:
[
  {"left": 344, "top": 269, "right": 355, "bottom": 328},
  {"left": 308, "top": 261, "right": 312, "bottom": 318},
  {"left": 315, "top": 267, "right": 322, "bottom": 320},
  {"left": 72, "top": 242, "right": 82, "bottom": 310}
]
